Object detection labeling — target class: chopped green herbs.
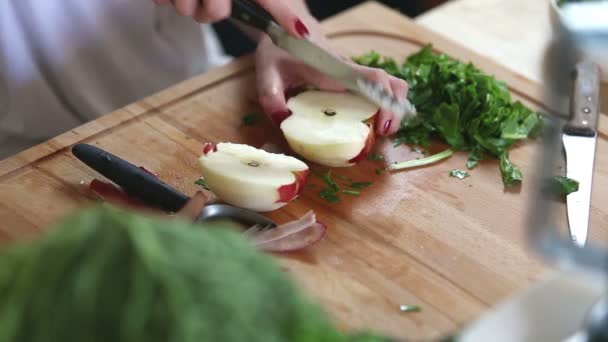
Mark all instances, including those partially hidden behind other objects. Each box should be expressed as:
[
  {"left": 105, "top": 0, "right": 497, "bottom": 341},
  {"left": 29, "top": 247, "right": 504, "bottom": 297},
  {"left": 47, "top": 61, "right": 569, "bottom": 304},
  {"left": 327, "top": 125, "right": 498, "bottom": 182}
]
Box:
[
  {"left": 341, "top": 190, "right": 361, "bottom": 196},
  {"left": 242, "top": 111, "right": 263, "bottom": 126},
  {"left": 399, "top": 305, "right": 421, "bottom": 313},
  {"left": 349, "top": 182, "right": 373, "bottom": 190},
  {"left": 315, "top": 170, "right": 373, "bottom": 203},
  {"left": 388, "top": 149, "right": 453, "bottom": 171},
  {"left": 449, "top": 169, "right": 470, "bottom": 180},
  {"left": 552, "top": 176, "right": 579, "bottom": 195},
  {"left": 353, "top": 45, "right": 544, "bottom": 187},
  {"left": 367, "top": 153, "right": 385, "bottom": 161},
  {"left": 194, "top": 178, "right": 211, "bottom": 191},
  {"left": 320, "top": 187, "right": 341, "bottom": 203},
  {"left": 499, "top": 152, "right": 523, "bottom": 186}
]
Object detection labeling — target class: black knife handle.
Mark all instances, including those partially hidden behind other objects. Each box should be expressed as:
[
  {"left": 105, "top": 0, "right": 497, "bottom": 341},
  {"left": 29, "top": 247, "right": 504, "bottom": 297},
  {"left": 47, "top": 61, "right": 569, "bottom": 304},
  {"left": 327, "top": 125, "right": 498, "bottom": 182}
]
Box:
[
  {"left": 72, "top": 144, "right": 190, "bottom": 213},
  {"left": 229, "top": 0, "right": 274, "bottom": 32},
  {"left": 564, "top": 61, "right": 601, "bottom": 137}
]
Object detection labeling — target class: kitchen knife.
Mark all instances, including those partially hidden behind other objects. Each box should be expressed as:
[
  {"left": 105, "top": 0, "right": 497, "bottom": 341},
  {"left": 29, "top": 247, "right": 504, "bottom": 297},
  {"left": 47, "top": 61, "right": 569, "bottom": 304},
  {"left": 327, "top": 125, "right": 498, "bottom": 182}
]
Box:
[
  {"left": 228, "top": 0, "right": 417, "bottom": 120},
  {"left": 562, "top": 60, "right": 601, "bottom": 247},
  {"left": 72, "top": 143, "right": 190, "bottom": 213}
]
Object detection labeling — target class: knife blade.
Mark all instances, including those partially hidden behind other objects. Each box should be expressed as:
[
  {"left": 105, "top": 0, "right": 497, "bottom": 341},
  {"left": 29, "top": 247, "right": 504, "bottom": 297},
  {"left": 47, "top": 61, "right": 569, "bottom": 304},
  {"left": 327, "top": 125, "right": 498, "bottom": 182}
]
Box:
[
  {"left": 562, "top": 60, "right": 601, "bottom": 247},
  {"left": 229, "top": 0, "right": 417, "bottom": 120},
  {"left": 265, "top": 23, "right": 417, "bottom": 119}
]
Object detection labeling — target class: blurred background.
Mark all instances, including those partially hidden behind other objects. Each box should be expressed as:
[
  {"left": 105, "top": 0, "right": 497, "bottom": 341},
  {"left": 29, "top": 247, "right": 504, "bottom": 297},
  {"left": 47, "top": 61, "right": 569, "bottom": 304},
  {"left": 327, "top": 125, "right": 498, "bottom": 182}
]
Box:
[{"left": 212, "top": 0, "right": 448, "bottom": 57}]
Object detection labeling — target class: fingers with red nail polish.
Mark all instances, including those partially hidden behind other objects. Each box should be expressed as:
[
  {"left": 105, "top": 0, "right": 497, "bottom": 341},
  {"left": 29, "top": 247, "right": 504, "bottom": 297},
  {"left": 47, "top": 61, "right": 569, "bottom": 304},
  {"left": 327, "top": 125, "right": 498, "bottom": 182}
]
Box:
[
  {"left": 383, "top": 120, "right": 392, "bottom": 135},
  {"left": 294, "top": 19, "right": 310, "bottom": 38}
]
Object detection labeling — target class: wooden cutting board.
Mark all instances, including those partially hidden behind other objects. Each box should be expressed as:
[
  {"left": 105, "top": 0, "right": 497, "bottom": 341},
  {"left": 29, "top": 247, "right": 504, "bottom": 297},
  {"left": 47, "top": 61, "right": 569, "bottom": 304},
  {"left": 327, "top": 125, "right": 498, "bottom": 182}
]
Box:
[{"left": 1, "top": 2, "right": 607, "bottom": 340}]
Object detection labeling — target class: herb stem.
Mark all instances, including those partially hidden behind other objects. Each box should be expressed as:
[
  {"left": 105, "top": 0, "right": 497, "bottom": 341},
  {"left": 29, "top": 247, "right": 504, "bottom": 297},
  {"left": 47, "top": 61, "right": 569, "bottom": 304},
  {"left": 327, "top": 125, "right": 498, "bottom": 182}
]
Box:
[{"left": 388, "top": 149, "right": 454, "bottom": 171}]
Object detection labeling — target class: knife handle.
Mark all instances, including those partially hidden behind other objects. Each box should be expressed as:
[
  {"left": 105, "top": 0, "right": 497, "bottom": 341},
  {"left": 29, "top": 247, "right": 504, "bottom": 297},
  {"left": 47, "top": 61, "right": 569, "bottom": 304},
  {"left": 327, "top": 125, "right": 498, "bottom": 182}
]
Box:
[
  {"left": 564, "top": 61, "right": 601, "bottom": 137},
  {"left": 228, "top": 0, "right": 274, "bottom": 32},
  {"left": 72, "top": 144, "right": 190, "bottom": 213}
]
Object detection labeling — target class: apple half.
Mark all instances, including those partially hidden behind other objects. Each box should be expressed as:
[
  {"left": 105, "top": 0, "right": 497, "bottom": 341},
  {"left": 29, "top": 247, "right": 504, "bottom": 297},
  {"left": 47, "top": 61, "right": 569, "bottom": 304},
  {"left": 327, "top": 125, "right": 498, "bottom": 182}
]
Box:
[
  {"left": 198, "top": 142, "right": 309, "bottom": 212},
  {"left": 280, "top": 90, "right": 379, "bottom": 167}
]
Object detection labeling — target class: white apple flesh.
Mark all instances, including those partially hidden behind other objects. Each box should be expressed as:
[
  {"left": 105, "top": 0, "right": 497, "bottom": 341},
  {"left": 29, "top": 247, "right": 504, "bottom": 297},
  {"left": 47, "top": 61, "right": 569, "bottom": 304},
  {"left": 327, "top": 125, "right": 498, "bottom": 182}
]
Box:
[
  {"left": 281, "top": 90, "right": 379, "bottom": 167},
  {"left": 198, "top": 142, "right": 309, "bottom": 212}
]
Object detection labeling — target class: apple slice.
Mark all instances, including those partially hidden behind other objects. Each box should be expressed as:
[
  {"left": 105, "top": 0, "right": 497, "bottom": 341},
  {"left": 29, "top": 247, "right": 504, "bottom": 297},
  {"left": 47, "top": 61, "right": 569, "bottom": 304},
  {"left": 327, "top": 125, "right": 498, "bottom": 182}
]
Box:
[
  {"left": 281, "top": 90, "right": 379, "bottom": 167},
  {"left": 198, "top": 142, "right": 309, "bottom": 212}
]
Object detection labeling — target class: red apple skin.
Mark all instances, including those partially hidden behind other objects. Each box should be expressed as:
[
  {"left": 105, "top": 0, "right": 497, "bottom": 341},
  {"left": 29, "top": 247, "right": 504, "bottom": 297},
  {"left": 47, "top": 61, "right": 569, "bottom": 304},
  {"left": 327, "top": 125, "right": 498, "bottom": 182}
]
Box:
[
  {"left": 277, "top": 169, "right": 310, "bottom": 203},
  {"left": 348, "top": 113, "right": 378, "bottom": 164},
  {"left": 202, "top": 143, "right": 217, "bottom": 155},
  {"left": 271, "top": 110, "right": 292, "bottom": 126}
]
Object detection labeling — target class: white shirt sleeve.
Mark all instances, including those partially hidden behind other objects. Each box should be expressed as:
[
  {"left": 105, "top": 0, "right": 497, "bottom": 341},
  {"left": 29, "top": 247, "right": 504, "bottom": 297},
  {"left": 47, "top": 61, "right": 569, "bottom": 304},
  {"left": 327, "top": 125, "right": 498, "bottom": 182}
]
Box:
[{"left": 0, "top": 0, "right": 231, "bottom": 159}]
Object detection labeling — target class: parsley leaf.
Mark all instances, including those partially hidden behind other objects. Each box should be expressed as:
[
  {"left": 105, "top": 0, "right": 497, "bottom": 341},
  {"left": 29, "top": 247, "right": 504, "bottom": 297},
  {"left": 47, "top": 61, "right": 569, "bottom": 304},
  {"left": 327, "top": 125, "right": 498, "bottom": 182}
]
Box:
[
  {"left": 499, "top": 152, "right": 523, "bottom": 186},
  {"left": 341, "top": 190, "right": 361, "bottom": 196},
  {"left": 315, "top": 170, "right": 373, "bottom": 203},
  {"left": 349, "top": 182, "right": 373, "bottom": 189},
  {"left": 552, "top": 176, "right": 579, "bottom": 195},
  {"left": 449, "top": 169, "right": 470, "bottom": 180},
  {"left": 194, "top": 178, "right": 211, "bottom": 191},
  {"left": 367, "top": 153, "right": 385, "bottom": 161},
  {"left": 399, "top": 305, "right": 422, "bottom": 313}
]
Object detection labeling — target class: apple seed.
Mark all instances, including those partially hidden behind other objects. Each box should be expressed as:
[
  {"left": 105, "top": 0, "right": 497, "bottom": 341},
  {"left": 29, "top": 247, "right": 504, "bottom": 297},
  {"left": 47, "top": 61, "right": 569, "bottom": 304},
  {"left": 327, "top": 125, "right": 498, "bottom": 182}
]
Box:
[
  {"left": 247, "top": 161, "right": 260, "bottom": 167},
  {"left": 322, "top": 109, "right": 337, "bottom": 116}
]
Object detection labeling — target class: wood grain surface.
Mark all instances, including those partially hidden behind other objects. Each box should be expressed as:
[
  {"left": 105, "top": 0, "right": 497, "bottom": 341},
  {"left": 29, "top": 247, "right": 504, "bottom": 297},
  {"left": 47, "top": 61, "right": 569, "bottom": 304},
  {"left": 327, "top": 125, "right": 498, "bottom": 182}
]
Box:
[{"left": 0, "top": 2, "right": 607, "bottom": 340}]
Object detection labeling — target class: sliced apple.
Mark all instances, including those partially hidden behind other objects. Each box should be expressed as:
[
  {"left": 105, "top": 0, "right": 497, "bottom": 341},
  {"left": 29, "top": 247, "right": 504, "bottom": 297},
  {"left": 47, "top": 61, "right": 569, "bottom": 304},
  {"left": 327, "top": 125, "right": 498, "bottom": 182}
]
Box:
[
  {"left": 198, "top": 142, "right": 309, "bottom": 212},
  {"left": 281, "top": 90, "right": 379, "bottom": 167}
]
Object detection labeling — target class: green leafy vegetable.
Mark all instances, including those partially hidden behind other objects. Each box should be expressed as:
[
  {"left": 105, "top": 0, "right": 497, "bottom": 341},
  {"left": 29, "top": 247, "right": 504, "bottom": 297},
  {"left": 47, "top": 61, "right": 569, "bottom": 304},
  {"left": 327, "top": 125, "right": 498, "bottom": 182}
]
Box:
[
  {"left": 316, "top": 171, "right": 373, "bottom": 203},
  {"left": 449, "top": 169, "right": 470, "bottom": 180},
  {"left": 349, "top": 182, "right": 373, "bottom": 190},
  {"left": 242, "top": 111, "right": 263, "bottom": 126},
  {"left": 367, "top": 153, "right": 385, "bottom": 161},
  {"left": 388, "top": 149, "right": 454, "bottom": 170},
  {"left": 499, "top": 152, "right": 523, "bottom": 186},
  {"left": 194, "top": 177, "right": 211, "bottom": 190},
  {"left": 342, "top": 190, "right": 361, "bottom": 196},
  {"left": 319, "top": 170, "right": 341, "bottom": 203},
  {"left": 320, "top": 187, "right": 341, "bottom": 203},
  {"left": 354, "top": 45, "right": 544, "bottom": 187},
  {"left": 399, "top": 305, "right": 422, "bottom": 313},
  {"left": 0, "top": 205, "right": 392, "bottom": 342},
  {"left": 552, "top": 176, "right": 579, "bottom": 195}
]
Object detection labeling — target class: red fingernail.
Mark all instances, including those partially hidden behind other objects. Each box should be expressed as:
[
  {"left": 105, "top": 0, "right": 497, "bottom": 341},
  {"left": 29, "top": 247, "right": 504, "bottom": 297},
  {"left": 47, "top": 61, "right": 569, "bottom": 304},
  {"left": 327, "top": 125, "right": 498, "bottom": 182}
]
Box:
[
  {"left": 294, "top": 19, "right": 310, "bottom": 38},
  {"left": 271, "top": 110, "right": 292, "bottom": 126},
  {"left": 383, "top": 120, "right": 392, "bottom": 135}
]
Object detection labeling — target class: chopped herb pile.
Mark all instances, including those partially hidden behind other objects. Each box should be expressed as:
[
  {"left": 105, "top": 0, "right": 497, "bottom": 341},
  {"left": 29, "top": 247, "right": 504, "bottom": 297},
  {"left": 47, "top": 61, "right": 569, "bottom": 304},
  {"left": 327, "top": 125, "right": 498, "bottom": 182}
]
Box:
[
  {"left": 353, "top": 45, "right": 544, "bottom": 187},
  {"left": 194, "top": 177, "right": 211, "bottom": 190},
  {"left": 552, "top": 176, "right": 579, "bottom": 195},
  {"left": 242, "top": 111, "right": 263, "bottom": 126},
  {"left": 317, "top": 170, "right": 373, "bottom": 203},
  {"left": 449, "top": 169, "right": 470, "bottom": 180}
]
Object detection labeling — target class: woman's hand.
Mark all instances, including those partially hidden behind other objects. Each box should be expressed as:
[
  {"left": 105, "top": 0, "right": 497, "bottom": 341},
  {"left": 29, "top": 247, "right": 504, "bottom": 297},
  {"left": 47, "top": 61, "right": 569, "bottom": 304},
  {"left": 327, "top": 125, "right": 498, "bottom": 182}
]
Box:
[
  {"left": 152, "top": 0, "right": 310, "bottom": 38},
  {"left": 255, "top": 36, "right": 409, "bottom": 136}
]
